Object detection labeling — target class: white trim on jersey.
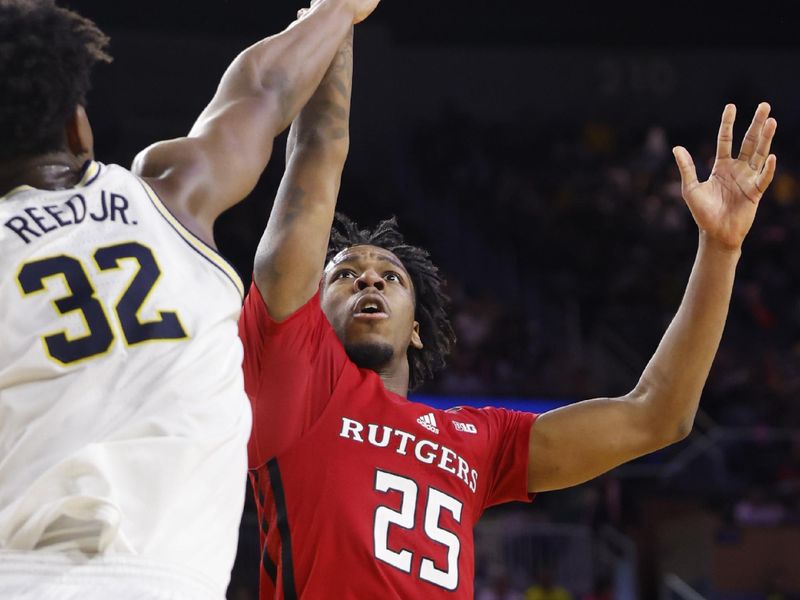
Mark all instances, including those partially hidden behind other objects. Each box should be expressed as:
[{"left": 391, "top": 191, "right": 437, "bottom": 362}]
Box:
[{"left": 136, "top": 178, "right": 245, "bottom": 299}]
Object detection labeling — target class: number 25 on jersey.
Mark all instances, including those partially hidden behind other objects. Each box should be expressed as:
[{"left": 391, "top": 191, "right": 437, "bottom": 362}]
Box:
[{"left": 373, "top": 469, "right": 463, "bottom": 591}]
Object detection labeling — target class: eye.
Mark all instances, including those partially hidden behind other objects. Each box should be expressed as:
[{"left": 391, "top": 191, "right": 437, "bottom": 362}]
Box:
[
  {"left": 384, "top": 271, "right": 402, "bottom": 283},
  {"left": 333, "top": 269, "right": 356, "bottom": 281}
]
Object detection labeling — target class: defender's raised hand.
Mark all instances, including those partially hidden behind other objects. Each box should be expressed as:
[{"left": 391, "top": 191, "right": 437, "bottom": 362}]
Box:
[{"left": 673, "top": 103, "right": 777, "bottom": 251}]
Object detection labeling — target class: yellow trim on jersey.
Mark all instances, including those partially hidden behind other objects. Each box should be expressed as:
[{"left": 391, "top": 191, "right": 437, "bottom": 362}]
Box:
[
  {"left": 0, "top": 184, "right": 35, "bottom": 200},
  {"left": 138, "top": 179, "right": 245, "bottom": 299},
  {"left": 78, "top": 160, "right": 101, "bottom": 187}
]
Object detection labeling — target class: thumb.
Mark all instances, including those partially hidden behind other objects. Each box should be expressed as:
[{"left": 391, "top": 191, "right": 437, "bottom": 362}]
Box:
[{"left": 672, "top": 146, "right": 699, "bottom": 191}]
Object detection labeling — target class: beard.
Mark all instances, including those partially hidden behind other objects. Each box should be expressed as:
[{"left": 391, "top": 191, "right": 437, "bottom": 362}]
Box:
[{"left": 344, "top": 342, "right": 394, "bottom": 371}]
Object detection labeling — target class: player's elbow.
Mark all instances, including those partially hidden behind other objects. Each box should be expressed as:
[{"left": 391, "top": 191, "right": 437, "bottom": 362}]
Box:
[
  {"left": 638, "top": 415, "right": 693, "bottom": 456},
  {"left": 672, "top": 415, "right": 695, "bottom": 442},
  {"left": 652, "top": 394, "right": 698, "bottom": 446},
  {"left": 627, "top": 388, "right": 696, "bottom": 453},
  {"left": 657, "top": 410, "right": 696, "bottom": 451}
]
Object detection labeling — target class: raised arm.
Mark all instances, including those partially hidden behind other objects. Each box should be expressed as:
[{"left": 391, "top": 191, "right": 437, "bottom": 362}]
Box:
[
  {"left": 132, "top": 0, "right": 376, "bottom": 247},
  {"left": 252, "top": 24, "right": 354, "bottom": 321},
  {"left": 527, "top": 103, "right": 777, "bottom": 493}
]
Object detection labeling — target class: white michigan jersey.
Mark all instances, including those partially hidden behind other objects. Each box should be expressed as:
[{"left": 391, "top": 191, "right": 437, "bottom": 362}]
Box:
[{"left": 0, "top": 161, "right": 251, "bottom": 598}]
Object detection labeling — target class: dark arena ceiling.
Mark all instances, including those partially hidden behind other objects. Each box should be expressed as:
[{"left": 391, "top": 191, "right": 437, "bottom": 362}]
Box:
[{"left": 65, "top": 1, "right": 798, "bottom": 48}]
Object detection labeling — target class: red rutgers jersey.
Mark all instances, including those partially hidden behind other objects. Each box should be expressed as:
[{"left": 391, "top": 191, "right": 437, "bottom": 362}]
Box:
[{"left": 239, "top": 284, "right": 536, "bottom": 599}]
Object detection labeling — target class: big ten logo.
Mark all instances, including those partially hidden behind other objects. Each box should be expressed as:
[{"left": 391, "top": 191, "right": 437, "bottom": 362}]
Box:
[{"left": 453, "top": 422, "right": 477, "bottom": 434}]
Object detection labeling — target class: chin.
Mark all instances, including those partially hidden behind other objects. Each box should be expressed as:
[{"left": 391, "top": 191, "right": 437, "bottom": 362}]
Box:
[{"left": 344, "top": 342, "right": 394, "bottom": 371}]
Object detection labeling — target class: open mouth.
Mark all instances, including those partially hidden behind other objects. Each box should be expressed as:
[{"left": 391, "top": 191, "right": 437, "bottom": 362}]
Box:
[{"left": 353, "top": 295, "right": 389, "bottom": 319}]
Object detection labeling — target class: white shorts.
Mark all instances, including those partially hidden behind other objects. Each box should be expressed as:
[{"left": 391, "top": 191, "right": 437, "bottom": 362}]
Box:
[{"left": 0, "top": 551, "right": 223, "bottom": 600}]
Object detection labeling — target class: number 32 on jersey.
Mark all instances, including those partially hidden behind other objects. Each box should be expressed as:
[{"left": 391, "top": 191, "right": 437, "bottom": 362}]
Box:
[
  {"left": 373, "top": 469, "right": 463, "bottom": 591},
  {"left": 17, "top": 241, "right": 187, "bottom": 365}
]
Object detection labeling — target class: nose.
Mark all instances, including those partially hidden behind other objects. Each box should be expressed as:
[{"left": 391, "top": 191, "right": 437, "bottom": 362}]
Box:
[{"left": 355, "top": 269, "right": 384, "bottom": 292}]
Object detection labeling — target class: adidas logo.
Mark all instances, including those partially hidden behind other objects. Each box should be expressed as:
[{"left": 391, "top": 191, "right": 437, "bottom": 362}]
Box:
[{"left": 417, "top": 412, "right": 439, "bottom": 434}]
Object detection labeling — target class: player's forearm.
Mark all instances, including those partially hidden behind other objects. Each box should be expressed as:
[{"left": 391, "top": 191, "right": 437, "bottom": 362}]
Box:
[
  {"left": 192, "top": 0, "right": 355, "bottom": 140},
  {"left": 252, "top": 29, "right": 354, "bottom": 321},
  {"left": 286, "top": 28, "right": 354, "bottom": 163},
  {"left": 631, "top": 232, "right": 740, "bottom": 441}
]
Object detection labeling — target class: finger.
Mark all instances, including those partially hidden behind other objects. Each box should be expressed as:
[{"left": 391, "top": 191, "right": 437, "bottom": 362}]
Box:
[
  {"left": 749, "top": 117, "right": 777, "bottom": 172},
  {"left": 673, "top": 146, "right": 700, "bottom": 191},
  {"left": 756, "top": 154, "right": 777, "bottom": 196},
  {"left": 738, "top": 102, "right": 771, "bottom": 162},
  {"left": 716, "top": 104, "right": 736, "bottom": 160}
]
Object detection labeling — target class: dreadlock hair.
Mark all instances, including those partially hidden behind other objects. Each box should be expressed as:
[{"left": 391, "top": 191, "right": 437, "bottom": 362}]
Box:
[
  {"left": 326, "top": 213, "right": 456, "bottom": 391},
  {"left": 0, "top": 0, "right": 112, "bottom": 161}
]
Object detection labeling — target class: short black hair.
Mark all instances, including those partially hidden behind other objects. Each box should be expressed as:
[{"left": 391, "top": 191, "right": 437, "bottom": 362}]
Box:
[
  {"left": 0, "top": 0, "right": 111, "bottom": 161},
  {"left": 326, "top": 214, "right": 456, "bottom": 390}
]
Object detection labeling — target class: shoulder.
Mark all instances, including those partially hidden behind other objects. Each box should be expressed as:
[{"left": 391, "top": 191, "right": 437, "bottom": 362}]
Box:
[
  {"left": 132, "top": 138, "right": 208, "bottom": 182},
  {"left": 132, "top": 139, "right": 215, "bottom": 245}
]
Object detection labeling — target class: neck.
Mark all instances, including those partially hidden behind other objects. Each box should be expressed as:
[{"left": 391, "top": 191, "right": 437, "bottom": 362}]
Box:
[
  {"left": 0, "top": 152, "right": 87, "bottom": 195},
  {"left": 377, "top": 358, "right": 411, "bottom": 397}
]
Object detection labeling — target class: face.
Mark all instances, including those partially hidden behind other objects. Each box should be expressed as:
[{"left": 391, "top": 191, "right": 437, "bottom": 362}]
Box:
[{"left": 321, "top": 245, "right": 422, "bottom": 373}]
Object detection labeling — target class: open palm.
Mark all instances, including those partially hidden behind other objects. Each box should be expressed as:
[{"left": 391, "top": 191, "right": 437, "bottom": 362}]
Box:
[{"left": 673, "top": 103, "right": 777, "bottom": 250}]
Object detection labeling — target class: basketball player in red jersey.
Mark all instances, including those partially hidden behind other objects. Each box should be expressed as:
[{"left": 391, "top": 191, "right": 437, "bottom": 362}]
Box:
[{"left": 239, "top": 30, "right": 778, "bottom": 597}]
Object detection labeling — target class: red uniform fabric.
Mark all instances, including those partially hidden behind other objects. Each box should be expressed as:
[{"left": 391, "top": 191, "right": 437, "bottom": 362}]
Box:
[{"left": 239, "top": 283, "right": 536, "bottom": 599}]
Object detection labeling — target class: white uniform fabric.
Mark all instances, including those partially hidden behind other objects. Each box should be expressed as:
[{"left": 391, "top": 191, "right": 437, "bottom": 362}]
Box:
[
  {"left": 0, "top": 162, "right": 251, "bottom": 598},
  {"left": 0, "top": 552, "right": 220, "bottom": 600}
]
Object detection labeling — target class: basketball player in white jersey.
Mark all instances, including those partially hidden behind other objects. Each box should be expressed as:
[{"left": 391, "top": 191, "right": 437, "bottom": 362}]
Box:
[{"left": 0, "top": 1, "right": 379, "bottom": 599}]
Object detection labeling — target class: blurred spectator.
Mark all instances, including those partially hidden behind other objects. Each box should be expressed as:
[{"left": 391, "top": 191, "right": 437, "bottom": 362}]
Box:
[
  {"left": 476, "top": 567, "right": 525, "bottom": 600},
  {"left": 733, "top": 487, "right": 787, "bottom": 526},
  {"left": 776, "top": 438, "right": 800, "bottom": 495},
  {"left": 582, "top": 577, "right": 614, "bottom": 600},
  {"left": 524, "top": 569, "right": 573, "bottom": 600}
]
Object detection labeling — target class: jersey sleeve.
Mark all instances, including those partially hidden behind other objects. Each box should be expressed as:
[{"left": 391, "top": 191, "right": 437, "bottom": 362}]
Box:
[
  {"left": 459, "top": 407, "right": 537, "bottom": 511},
  {"left": 239, "top": 283, "right": 349, "bottom": 467}
]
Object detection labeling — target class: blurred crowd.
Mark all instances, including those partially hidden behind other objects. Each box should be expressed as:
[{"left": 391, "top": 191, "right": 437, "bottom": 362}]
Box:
[
  {"left": 406, "top": 108, "right": 800, "bottom": 532},
  {"left": 397, "top": 109, "right": 800, "bottom": 425}
]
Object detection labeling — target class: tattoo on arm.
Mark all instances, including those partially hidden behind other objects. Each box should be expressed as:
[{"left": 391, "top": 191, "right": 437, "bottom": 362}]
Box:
[
  {"left": 260, "top": 33, "right": 353, "bottom": 290},
  {"left": 264, "top": 184, "right": 308, "bottom": 282},
  {"left": 295, "top": 30, "right": 354, "bottom": 144}
]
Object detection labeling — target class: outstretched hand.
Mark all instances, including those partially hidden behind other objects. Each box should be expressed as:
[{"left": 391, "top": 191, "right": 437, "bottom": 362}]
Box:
[{"left": 673, "top": 103, "right": 777, "bottom": 251}]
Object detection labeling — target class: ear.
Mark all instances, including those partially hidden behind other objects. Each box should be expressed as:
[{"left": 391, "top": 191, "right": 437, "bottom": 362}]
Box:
[
  {"left": 65, "top": 105, "right": 94, "bottom": 161},
  {"left": 410, "top": 321, "right": 423, "bottom": 350}
]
